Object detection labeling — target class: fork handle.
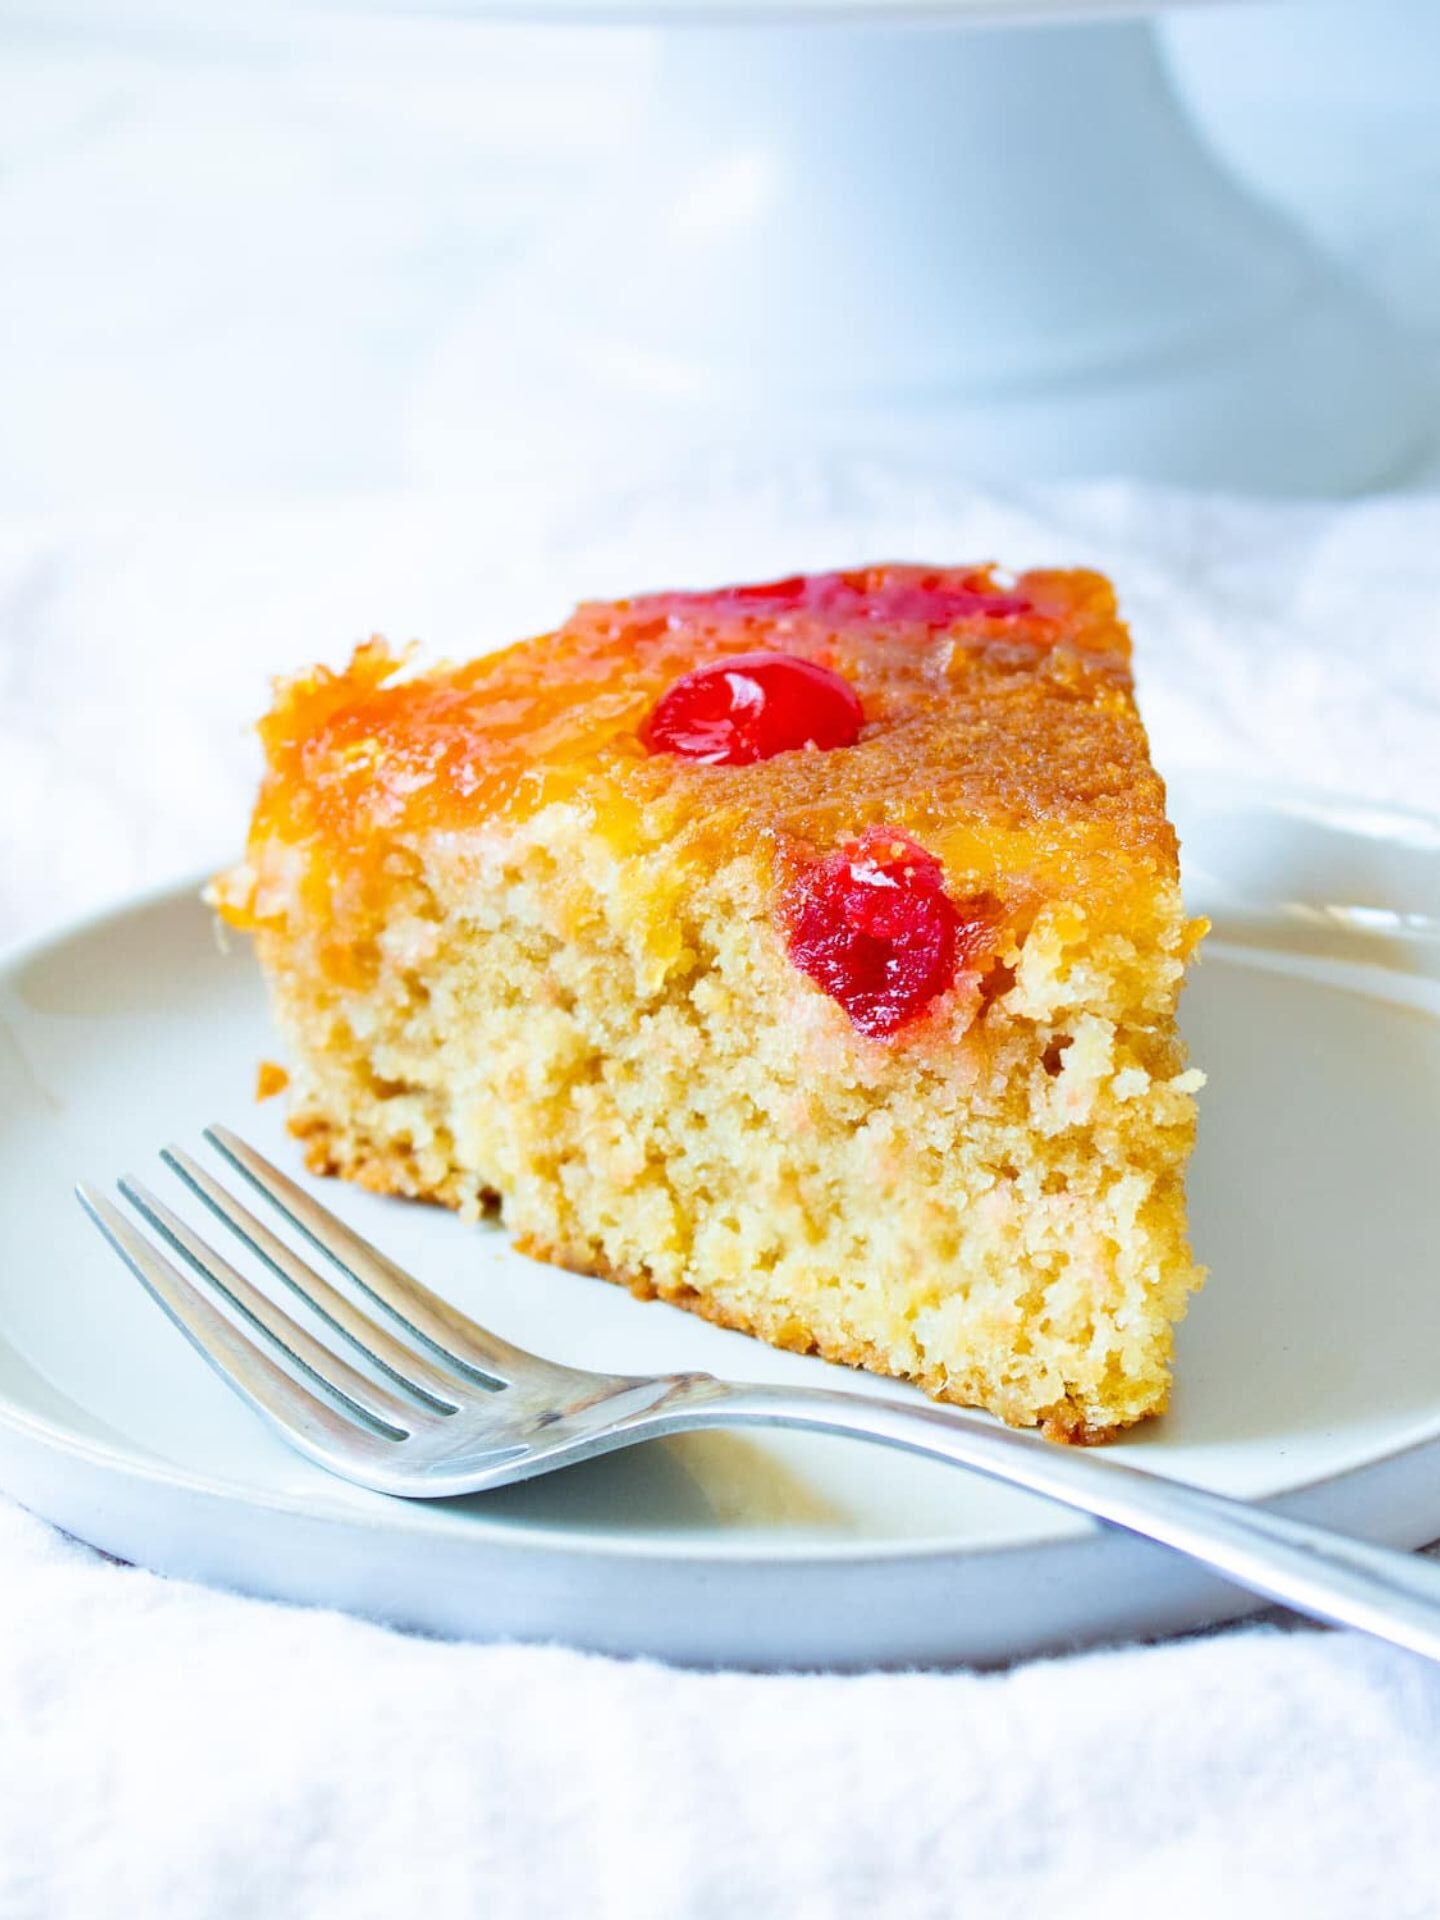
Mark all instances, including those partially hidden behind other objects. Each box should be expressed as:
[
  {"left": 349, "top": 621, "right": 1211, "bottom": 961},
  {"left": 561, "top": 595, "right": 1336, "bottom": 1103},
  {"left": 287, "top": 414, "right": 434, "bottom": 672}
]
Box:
[{"left": 677, "top": 1380, "right": 1440, "bottom": 1663}]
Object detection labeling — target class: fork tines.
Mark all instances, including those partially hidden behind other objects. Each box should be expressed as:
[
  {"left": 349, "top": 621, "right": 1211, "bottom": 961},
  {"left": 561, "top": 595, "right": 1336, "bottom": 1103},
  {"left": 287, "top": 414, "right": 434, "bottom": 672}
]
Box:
[{"left": 76, "top": 1126, "right": 524, "bottom": 1463}]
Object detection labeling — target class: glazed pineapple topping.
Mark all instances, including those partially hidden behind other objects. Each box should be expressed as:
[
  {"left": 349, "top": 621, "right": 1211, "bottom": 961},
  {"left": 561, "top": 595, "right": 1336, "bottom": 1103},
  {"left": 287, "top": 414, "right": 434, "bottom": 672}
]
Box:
[
  {"left": 216, "top": 562, "right": 1206, "bottom": 1442},
  {"left": 633, "top": 570, "right": 1039, "bottom": 625}
]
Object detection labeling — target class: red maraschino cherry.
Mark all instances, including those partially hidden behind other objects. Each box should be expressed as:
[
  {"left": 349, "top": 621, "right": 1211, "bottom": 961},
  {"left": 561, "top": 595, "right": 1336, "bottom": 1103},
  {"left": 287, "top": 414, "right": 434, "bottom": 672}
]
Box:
[
  {"left": 783, "top": 829, "right": 999, "bottom": 1037},
  {"left": 641, "top": 652, "right": 863, "bottom": 767}
]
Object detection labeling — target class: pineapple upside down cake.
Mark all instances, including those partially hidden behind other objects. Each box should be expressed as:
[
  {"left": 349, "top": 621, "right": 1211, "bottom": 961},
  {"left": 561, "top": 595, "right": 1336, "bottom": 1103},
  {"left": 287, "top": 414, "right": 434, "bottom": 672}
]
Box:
[{"left": 213, "top": 565, "right": 1206, "bottom": 1442}]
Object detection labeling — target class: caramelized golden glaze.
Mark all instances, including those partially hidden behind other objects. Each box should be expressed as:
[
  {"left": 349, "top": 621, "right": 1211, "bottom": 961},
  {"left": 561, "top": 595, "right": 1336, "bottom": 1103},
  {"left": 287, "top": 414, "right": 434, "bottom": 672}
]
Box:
[{"left": 228, "top": 565, "right": 1179, "bottom": 947}]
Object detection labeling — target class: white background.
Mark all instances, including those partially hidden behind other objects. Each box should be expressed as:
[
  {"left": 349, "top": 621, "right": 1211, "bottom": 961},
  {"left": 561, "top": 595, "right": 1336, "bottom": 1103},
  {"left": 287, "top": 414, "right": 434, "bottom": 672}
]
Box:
[{"left": 3, "top": 0, "right": 1440, "bottom": 514}]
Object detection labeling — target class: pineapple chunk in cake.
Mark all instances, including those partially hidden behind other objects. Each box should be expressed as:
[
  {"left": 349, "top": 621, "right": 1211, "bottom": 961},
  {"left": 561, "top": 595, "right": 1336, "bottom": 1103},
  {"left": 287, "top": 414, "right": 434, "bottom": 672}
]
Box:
[{"left": 213, "top": 565, "right": 1205, "bottom": 1441}]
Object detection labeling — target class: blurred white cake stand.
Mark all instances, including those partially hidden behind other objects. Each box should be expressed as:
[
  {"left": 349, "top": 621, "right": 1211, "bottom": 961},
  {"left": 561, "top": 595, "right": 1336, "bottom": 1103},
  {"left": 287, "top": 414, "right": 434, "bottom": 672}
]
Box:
[{"left": 407, "top": 0, "right": 1427, "bottom": 495}]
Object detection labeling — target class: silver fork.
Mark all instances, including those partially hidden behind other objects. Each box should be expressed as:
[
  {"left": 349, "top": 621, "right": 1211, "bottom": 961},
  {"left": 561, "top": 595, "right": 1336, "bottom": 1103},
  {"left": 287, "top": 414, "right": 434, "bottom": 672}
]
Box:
[{"left": 79, "top": 1125, "right": 1440, "bottom": 1665}]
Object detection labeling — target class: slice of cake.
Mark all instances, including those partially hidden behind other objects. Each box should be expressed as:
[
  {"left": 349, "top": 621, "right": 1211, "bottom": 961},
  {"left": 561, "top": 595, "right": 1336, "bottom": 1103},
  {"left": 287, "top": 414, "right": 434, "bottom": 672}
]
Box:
[{"left": 214, "top": 565, "right": 1205, "bottom": 1441}]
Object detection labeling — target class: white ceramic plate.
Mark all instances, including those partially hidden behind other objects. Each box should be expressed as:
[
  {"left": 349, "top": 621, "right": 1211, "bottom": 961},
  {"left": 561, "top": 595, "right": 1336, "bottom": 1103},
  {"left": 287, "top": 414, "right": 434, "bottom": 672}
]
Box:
[{"left": 1, "top": 774, "right": 1438, "bottom": 1668}]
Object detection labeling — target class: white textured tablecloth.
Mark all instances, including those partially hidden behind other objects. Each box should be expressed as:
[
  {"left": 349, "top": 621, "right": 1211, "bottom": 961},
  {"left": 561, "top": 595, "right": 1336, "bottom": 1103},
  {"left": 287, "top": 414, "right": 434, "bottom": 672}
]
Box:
[{"left": 2, "top": 465, "right": 1440, "bottom": 1917}]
